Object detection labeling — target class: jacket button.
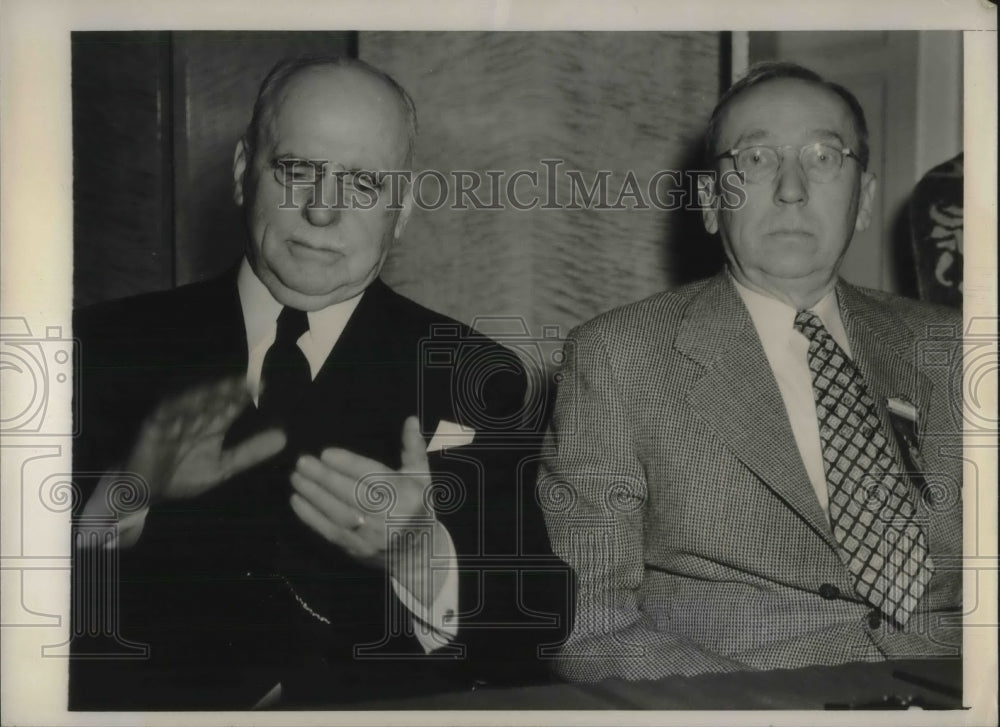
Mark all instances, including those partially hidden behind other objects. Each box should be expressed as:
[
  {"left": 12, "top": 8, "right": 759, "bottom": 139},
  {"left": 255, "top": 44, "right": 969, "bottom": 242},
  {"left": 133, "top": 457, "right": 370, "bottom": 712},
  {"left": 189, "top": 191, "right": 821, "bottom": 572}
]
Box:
[
  {"left": 867, "top": 610, "right": 882, "bottom": 629},
  {"left": 819, "top": 583, "right": 840, "bottom": 600}
]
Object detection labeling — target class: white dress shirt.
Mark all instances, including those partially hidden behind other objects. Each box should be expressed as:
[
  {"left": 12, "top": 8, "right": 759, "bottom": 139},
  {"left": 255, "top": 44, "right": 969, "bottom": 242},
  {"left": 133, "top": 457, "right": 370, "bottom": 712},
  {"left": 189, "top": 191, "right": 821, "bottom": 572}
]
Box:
[
  {"left": 238, "top": 261, "right": 361, "bottom": 405},
  {"left": 732, "top": 277, "right": 853, "bottom": 515},
  {"left": 83, "top": 259, "right": 459, "bottom": 652}
]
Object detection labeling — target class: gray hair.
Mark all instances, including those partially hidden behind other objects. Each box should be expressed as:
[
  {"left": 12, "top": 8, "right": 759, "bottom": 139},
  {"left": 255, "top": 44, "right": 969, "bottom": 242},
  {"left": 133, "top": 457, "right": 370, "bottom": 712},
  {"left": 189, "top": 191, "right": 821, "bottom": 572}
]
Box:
[{"left": 705, "top": 61, "right": 870, "bottom": 171}]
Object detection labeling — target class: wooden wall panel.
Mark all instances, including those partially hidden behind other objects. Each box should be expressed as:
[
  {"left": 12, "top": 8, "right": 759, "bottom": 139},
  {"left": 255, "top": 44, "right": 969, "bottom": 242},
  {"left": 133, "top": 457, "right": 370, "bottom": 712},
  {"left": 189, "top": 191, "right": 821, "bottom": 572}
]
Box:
[
  {"left": 72, "top": 32, "right": 173, "bottom": 308},
  {"left": 362, "top": 31, "right": 723, "bottom": 341},
  {"left": 72, "top": 31, "right": 358, "bottom": 305}
]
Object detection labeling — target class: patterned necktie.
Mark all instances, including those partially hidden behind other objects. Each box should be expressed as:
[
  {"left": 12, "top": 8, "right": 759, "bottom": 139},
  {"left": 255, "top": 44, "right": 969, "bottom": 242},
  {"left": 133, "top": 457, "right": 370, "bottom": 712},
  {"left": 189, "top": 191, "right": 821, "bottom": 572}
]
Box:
[
  {"left": 259, "top": 306, "right": 311, "bottom": 415},
  {"left": 793, "top": 310, "right": 933, "bottom": 625}
]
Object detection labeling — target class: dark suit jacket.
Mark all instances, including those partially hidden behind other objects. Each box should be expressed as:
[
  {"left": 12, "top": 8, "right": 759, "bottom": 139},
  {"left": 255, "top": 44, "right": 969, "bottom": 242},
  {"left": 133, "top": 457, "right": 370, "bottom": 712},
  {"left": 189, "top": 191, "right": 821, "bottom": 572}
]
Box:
[
  {"left": 540, "top": 272, "right": 963, "bottom": 681},
  {"left": 70, "top": 270, "right": 572, "bottom": 709}
]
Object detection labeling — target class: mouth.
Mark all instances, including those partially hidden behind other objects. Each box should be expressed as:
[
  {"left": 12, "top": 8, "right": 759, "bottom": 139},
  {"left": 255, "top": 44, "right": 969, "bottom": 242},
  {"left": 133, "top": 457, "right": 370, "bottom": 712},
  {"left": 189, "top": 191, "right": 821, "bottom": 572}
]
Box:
[
  {"left": 286, "top": 238, "right": 341, "bottom": 259},
  {"left": 765, "top": 228, "right": 815, "bottom": 240}
]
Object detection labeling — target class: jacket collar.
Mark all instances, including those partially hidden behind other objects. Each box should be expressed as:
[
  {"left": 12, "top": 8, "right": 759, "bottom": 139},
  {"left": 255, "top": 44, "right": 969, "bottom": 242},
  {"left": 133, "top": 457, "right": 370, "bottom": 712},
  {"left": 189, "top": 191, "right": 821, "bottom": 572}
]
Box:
[
  {"left": 675, "top": 273, "right": 835, "bottom": 551},
  {"left": 673, "top": 273, "right": 934, "bottom": 553}
]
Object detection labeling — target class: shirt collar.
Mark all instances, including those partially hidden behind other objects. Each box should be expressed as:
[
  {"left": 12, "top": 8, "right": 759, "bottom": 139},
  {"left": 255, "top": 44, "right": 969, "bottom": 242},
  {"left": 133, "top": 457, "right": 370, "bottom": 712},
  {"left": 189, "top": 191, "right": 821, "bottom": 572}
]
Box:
[
  {"left": 237, "top": 257, "right": 364, "bottom": 365},
  {"left": 730, "top": 273, "right": 848, "bottom": 354}
]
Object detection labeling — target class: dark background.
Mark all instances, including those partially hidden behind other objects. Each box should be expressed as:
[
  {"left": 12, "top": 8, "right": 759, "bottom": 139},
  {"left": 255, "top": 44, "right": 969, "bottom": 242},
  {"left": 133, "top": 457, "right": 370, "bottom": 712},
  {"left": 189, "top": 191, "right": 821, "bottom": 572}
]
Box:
[{"left": 73, "top": 31, "right": 963, "bottom": 320}]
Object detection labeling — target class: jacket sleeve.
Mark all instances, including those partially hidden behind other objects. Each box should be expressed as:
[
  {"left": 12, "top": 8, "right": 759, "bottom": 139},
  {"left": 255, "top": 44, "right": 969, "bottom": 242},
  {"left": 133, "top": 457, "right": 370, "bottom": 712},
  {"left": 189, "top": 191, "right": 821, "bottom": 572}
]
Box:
[
  {"left": 538, "top": 322, "right": 747, "bottom": 681},
  {"left": 430, "top": 339, "right": 575, "bottom": 686}
]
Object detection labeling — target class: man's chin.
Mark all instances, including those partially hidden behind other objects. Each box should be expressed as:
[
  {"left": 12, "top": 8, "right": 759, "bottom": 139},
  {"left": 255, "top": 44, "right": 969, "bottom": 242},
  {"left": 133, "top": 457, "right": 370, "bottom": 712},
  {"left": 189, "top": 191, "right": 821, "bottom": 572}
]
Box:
[
  {"left": 756, "top": 253, "right": 830, "bottom": 280},
  {"left": 264, "top": 273, "right": 355, "bottom": 311}
]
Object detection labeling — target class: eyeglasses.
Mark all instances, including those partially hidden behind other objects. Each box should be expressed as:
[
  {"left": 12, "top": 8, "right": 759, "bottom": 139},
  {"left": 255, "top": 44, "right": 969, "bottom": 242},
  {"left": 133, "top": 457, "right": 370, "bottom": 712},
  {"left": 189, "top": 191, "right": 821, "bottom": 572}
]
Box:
[
  {"left": 271, "top": 158, "right": 387, "bottom": 201},
  {"left": 715, "top": 143, "right": 861, "bottom": 184}
]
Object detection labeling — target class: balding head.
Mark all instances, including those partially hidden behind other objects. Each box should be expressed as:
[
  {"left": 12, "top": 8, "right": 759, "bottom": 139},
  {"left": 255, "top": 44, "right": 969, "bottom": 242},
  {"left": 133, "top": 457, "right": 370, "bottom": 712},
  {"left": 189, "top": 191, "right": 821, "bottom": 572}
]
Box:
[{"left": 244, "top": 56, "right": 418, "bottom": 168}]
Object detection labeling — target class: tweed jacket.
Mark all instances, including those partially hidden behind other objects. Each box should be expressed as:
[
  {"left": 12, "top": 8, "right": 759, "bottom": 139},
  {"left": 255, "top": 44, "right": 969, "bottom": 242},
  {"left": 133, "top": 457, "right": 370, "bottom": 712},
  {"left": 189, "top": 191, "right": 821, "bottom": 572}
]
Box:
[{"left": 540, "top": 271, "right": 963, "bottom": 681}]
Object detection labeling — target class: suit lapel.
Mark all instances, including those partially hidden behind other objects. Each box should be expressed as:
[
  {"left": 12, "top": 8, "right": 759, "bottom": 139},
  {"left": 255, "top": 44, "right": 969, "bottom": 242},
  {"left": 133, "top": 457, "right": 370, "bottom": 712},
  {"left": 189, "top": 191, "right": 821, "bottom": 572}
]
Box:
[
  {"left": 210, "top": 269, "right": 250, "bottom": 367},
  {"left": 298, "top": 279, "right": 417, "bottom": 468},
  {"left": 675, "top": 274, "right": 838, "bottom": 551},
  {"left": 836, "top": 281, "right": 934, "bottom": 440},
  {"left": 312, "top": 278, "right": 394, "bottom": 382}
]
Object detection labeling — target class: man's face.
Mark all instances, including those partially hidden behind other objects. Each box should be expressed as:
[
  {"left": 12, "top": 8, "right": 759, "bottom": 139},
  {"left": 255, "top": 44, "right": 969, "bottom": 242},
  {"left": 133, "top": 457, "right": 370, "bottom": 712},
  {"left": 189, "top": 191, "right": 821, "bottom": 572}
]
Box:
[
  {"left": 233, "top": 67, "right": 412, "bottom": 311},
  {"left": 702, "top": 78, "right": 877, "bottom": 306}
]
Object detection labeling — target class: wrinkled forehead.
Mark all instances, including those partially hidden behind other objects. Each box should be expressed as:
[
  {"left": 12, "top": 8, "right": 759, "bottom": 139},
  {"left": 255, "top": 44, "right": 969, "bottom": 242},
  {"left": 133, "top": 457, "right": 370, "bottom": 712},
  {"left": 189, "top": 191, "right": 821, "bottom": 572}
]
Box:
[
  {"left": 716, "top": 78, "right": 860, "bottom": 152},
  {"left": 258, "top": 66, "right": 411, "bottom": 169}
]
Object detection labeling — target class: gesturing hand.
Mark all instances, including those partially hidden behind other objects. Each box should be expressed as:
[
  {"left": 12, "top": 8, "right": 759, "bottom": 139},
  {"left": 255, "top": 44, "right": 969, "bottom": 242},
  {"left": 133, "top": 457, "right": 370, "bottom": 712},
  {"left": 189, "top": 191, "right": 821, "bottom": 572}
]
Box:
[
  {"left": 126, "top": 375, "right": 287, "bottom": 503},
  {"left": 290, "top": 416, "right": 443, "bottom": 604}
]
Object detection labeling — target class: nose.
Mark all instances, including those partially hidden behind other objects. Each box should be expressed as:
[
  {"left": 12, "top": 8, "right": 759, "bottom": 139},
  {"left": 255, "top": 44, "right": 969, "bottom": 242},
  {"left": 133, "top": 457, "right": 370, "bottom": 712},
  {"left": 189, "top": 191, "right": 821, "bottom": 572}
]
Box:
[
  {"left": 772, "top": 152, "right": 809, "bottom": 206},
  {"left": 301, "top": 177, "right": 342, "bottom": 227},
  {"left": 303, "top": 200, "right": 341, "bottom": 227}
]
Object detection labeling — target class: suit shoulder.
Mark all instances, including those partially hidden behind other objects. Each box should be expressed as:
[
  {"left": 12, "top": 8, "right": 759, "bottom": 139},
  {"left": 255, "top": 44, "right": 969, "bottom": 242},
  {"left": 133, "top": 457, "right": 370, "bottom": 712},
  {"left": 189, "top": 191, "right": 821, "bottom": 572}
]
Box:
[
  {"left": 571, "top": 278, "right": 711, "bottom": 344},
  {"left": 848, "top": 285, "right": 962, "bottom": 333},
  {"left": 375, "top": 280, "right": 515, "bottom": 354},
  {"left": 74, "top": 275, "right": 234, "bottom": 336},
  {"left": 375, "top": 281, "right": 528, "bottom": 419}
]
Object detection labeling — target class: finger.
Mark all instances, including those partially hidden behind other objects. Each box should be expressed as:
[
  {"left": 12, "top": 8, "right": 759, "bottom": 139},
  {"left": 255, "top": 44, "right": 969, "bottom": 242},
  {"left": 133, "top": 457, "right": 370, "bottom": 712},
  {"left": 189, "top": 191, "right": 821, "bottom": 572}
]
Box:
[
  {"left": 296, "top": 454, "right": 362, "bottom": 506},
  {"left": 320, "top": 441, "right": 434, "bottom": 513},
  {"left": 290, "top": 493, "right": 379, "bottom": 559},
  {"left": 163, "top": 381, "right": 202, "bottom": 413},
  {"left": 183, "top": 378, "right": 251, "bottom": 437},
  {"left": 218, "top": 373, "right": 249, "bottom": 398},
  {"left": 290, "top": 471, "right": 368, "bottom": 532},
  {"left": 149, "top": 400, "right": 171, "bottom": 425},
  {"left": 399, "top": 415, "right": 430, "bottom": 477},
  {"left": 165, "top": 377, "right": 239, "bottom": 432},
  {"left": 219, "top": 428, "right": 287, "bottom": 479},
  {"left": 205, "top": 375, "right": 251, "bottom": 415},
  {"left": 297, "top": 454, "right": 424, "bottom": 536},
  {"left": 317, "top": 447, "right": 392, "bottom": 482},
  {"left": 204, "top": 391, "right": 252, "bottom": 436},
  {"left": 164, "top": 412, "right": 185, "bottom": 441},
  {"left": 313, "top": 449, "right": 417, "bottom": 518},
  {"left": 225, "top": 397, "right": 247, "bottom": 421},
  {"left": 177, "top": 381, "right": 217, "bottom": 420},
  {"left": 186, "top": 410, "right": 213, "bottom": 438},
  {"left": 148, "top": 398, "right": 185, "bottom": 437}
]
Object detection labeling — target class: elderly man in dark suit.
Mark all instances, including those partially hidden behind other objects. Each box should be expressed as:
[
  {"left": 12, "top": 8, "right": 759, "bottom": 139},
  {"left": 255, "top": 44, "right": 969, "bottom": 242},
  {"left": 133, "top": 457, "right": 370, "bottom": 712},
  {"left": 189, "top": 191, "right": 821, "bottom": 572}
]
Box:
[
  {"left": 540, "top": 62, "right": 962, "bottom": 681},
  {"left": 71, "top": 56, "right": 570, "bottom": 709}
]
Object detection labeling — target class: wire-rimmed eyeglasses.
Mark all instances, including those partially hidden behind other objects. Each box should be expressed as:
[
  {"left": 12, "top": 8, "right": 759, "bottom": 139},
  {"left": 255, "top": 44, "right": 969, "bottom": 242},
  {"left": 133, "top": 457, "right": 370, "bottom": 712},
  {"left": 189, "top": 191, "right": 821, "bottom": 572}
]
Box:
[
  {"left": 271, "top": 158, "right": 387, "bottom": 200},
  {"left": 715, "top": 143, "right": 862, "bottom": 184}
]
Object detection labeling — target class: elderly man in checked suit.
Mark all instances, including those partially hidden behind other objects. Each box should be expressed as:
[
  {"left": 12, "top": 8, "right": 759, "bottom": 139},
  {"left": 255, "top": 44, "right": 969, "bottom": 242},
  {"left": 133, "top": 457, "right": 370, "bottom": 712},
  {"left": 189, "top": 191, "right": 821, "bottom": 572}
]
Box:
[{"left": 540, "top": 62, "right": 963, "bottom": 681}]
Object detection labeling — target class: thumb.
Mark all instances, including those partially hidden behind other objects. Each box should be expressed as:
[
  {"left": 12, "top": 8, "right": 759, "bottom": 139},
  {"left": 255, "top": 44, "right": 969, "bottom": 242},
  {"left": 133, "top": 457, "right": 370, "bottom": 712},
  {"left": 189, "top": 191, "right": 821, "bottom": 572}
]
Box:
[
  {"left": 219, "top": 428, "right": 287, "bottom": 480},
  {"left": 399, "top": 415, "right": 429, "bottom": 476}
]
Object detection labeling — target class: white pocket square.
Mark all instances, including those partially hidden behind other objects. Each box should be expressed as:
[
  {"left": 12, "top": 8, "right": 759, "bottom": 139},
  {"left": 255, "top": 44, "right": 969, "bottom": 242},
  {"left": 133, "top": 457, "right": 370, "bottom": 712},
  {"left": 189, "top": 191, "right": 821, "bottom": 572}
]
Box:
[
  {"left": 426, "top": 419, "right": 475, "bottom": 452},
  {"left": 887, "top": 396, "right": 918, "bottom": 422}
]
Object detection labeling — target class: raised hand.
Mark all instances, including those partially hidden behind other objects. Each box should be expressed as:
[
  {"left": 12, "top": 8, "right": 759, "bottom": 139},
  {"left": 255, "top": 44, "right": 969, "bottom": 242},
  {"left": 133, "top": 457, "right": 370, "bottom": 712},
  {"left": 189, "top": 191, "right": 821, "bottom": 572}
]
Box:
[
  {"left": 125, "top": 375, "right": 287, "bottom": 503},
  {"left": 290, "top": 416, "right": 443, "bottom": 604}
]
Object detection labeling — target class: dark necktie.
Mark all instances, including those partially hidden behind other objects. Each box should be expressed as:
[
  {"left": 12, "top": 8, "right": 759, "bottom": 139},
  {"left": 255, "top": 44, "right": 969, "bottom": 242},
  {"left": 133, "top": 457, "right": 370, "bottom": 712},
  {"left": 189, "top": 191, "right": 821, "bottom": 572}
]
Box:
[
  {"left": 794, "top": 310, "right": 933, "bottom": 625},
  {"left": 259, "top": 306, "right": 311, "bottom": 415}
]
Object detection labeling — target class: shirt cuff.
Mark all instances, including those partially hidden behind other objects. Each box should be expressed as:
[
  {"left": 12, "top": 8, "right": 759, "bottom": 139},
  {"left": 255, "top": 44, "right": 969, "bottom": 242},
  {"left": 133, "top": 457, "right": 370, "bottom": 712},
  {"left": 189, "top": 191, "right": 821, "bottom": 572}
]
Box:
[
  {"left": 78, "top": 472, "right": 149, "bottom": 550},
  {"left": 389, "top": 523, "right": 460, "bottom": 654}
]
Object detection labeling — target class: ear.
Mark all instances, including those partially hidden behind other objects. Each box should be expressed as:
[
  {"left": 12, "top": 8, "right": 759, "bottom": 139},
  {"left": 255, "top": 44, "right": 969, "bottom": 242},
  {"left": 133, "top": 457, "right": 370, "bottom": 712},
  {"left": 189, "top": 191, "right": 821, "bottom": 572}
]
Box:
[
  {"left": 698, "top": 173, "right": 719, "bottom": 235},
  {"left": 232, "top": 138, "right": 249, "bottom": 207},
  {"left": 393, "top": 181, "right": 414, "bottom": 240},
  {"left": 854, "top": 171, "right": 877, "bottom": 233}
]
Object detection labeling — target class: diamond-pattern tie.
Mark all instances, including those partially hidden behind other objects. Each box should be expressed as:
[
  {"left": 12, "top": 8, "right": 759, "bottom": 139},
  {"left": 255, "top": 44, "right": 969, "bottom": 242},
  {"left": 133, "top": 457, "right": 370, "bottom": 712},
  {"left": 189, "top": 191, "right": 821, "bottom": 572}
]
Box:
[
  {"left": 259, "top": 306, "right": 311, "bottom": 415},
  {"left": 794, "top": 310, "right": 933, "bottom": 625}
]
